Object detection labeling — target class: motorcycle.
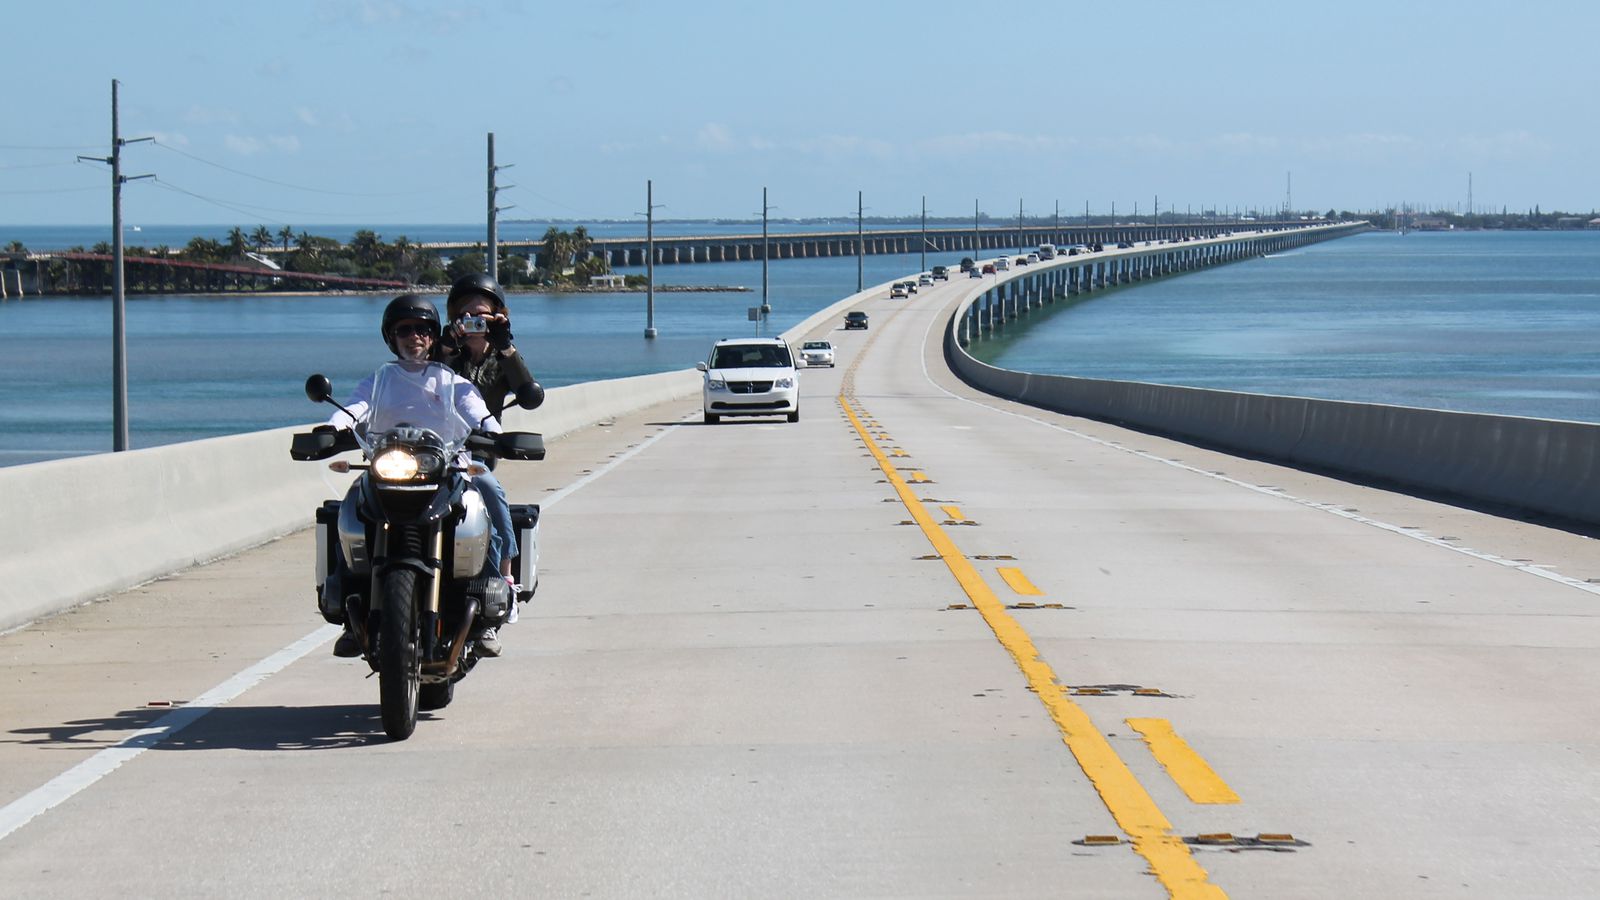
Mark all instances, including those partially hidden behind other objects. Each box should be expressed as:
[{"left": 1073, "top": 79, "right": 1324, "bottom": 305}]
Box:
[{"left": 290, "top": 362, "right": 545, "bottom": 740}]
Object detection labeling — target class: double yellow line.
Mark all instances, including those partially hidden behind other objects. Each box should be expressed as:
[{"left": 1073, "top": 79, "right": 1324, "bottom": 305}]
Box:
[{"left": 841, "top": 393, "right": 1229, "bottom": 900}]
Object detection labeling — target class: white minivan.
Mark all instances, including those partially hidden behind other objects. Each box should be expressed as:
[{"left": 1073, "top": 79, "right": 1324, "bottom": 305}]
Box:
[{"left": 697, "top": 337, "right": 800, "bottom": 424}]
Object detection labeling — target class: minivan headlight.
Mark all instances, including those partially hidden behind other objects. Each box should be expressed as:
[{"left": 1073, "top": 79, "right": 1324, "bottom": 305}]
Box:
[
  {"left": 706, "top": 379, "right": 728, "bottom": 392},
  {"left": 773, "top": 376, "right": 794, "bottom": 389}
]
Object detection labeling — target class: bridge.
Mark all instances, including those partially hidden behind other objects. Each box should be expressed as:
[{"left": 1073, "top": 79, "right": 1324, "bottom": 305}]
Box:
[
  {"left": 0, "top": 251, "right": 407, "bottom": 297},
  {"left": 419, "top": 220, "right": 1326, "bottom": 267},
  {"left": 3, "top": 222, "right": 1597, "bottom": 897}
]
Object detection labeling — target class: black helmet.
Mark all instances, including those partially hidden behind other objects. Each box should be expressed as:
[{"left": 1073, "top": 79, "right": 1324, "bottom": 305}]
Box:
[
  {"left": 447, "top": 273, "right": 507, "bottom": 319},
  {"left": 381, "top": 293, "right": 441, "bottom": 351}
]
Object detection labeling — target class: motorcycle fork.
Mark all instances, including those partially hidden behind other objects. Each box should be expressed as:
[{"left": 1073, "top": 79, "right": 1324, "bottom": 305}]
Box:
[{"left": 419, "top": 529, "right": 444, "bottom": 661}]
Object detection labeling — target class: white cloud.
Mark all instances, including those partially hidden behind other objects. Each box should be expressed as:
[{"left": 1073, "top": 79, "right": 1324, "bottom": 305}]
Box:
[
  {"left": 224, "top": 134, "right": 262, "bottom": 155},
  {"left": 269, "top": 135, "right": 302, "bottom": 153},
  {"left": 295, "top": 107, "right": 319, "bottom": 126},
  {"left": 184, "top": 105, "right": 240, "bottom": 125}
]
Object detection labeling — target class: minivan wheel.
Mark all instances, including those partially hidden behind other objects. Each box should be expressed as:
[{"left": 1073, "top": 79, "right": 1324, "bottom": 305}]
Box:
[
  {"left": 787, "top": 408, "right": 799, "bottom": 423},
  {"left": 704, "top": 412, "right": 720, "bottom": 424}
]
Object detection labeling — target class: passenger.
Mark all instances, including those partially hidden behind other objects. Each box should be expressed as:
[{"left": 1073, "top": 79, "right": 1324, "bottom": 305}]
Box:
[
  {"left": 327, "top": 294, "right": 509, "bottom": 657},
  {"left": 440, "top": 274, "right": 544, "bottom": 634}
]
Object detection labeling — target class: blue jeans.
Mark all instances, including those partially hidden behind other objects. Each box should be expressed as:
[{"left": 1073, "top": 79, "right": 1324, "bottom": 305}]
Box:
[{"left": 473, "top": 471, "right": 515, "bottom": 576}]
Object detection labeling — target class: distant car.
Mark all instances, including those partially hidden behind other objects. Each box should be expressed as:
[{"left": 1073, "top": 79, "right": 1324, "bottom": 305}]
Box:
[
  {"left": 968, "top": 267, "right": 982, "bottom": 278},
  {"left": 994, "top": 258, "right": 1009, "bottom": 271},
  {"left": 932, "top": 265, "right": 950, "bottom": 280},
  {"left": 890, "top": 283, "right": 908, "bottom": 299},
  {"left": 844, "top": 311, "right": 869, "bottom": 330},
  {"left": 981, "top": 263, "right": 996, "bottom": 274},
  {"left": 918, "top": 273, "right": 933, "bottom": 286},
  {"left": 1026, "top": 253, "right": 1040, "bottom": 264},
  {"left": 696, "top": 336, "right": 799, "bottom": 424},
  {"left": 905, "top": 279, "right": 918, "bottom": 294},
  {"left": 1117, "top": 241, "right": 1134, "bottom": 249},
  {"left": 800, "top": 340, "right": 835, "bottom": 368},
  {"left": 959, "top": 257, "right": 975, "bottom": 272},
  {"left": 1015, "top": 256, "right": 1030, "bottom": 266},
  {"left": 1067, "top": 247, "right": 1081, "bottom": 256}
]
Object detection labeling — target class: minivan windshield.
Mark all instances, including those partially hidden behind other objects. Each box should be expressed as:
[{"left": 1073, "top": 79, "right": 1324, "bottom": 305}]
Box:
[{"left": 710, "top": 344, "right": 791, "bottom": 368}]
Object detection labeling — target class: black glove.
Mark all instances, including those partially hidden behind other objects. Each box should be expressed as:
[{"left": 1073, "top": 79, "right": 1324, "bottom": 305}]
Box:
[{"left": 487, "top": 319, "right": 514, "bottom": 351}]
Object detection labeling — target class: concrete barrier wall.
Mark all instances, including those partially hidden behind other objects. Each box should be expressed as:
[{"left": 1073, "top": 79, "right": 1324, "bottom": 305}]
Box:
[
  {"left": 943, "top": 293, "right": 1600, "bottom": 526},
  {"left": 0, "top": 264, "right": 909, "bottom": 634},
  {"left": 0, "top": 368, "right": 704, "bottom": 633}
]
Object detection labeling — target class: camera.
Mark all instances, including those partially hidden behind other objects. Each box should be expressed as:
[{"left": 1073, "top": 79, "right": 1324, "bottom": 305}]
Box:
[{"left": 458, "top": 316, "right": 489, "bottom": 335}]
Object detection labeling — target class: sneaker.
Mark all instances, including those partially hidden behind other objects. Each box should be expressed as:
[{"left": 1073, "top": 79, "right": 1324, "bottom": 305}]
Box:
[
  {"left": 332, "top": 627, "right": 361, "bottom": 658},
  {"left": 504, "top": 576, "right": 520, "bottom": 625},
  {"left": 475, "top": 627, "right": 502, "bottom": 658}
]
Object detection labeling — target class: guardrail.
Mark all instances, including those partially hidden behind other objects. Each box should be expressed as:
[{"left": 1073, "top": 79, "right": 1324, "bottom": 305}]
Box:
[{"left": 940, "top": 233, "right": 1600, "bottom": 526}]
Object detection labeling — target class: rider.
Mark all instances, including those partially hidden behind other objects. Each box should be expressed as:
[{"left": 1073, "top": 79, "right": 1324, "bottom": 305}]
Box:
[
  {"left": 440, "top": 274, "right": 544, "bottom": 633},
  {"left": 328, "top": 294, "right": 509, "bottom": 657}
]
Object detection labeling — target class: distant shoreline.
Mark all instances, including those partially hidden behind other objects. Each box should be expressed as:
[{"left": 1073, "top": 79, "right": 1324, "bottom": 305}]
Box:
[{"left": 27, "top": 283, "right": 752, "bottom": 299}]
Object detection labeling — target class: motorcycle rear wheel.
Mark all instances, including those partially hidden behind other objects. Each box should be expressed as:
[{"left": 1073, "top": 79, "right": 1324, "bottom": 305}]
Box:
[{"left": 378, "top": 567, "right": 420, "bottom": 740}]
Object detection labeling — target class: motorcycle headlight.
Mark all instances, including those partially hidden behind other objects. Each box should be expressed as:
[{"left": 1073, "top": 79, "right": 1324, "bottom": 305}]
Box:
[
  {"left": 773, "top": 376, "right": 795, "bottom": 389},
  {"left": 372, "top": 448, "right": 420, "bottom": 481}
]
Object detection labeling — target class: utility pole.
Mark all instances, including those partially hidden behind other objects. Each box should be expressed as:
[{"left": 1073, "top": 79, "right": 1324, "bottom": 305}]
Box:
[
  {"left": 1053, "top": 199, "right": 1059, "bottom": 238},
  {"left": 761, "top": 186, "right": 773, "bottom": 331},
  {"left": 857, "top": 190, "right": 864, "bottom": 293},
  {"left": 920, "top": 195, "right": 927, "bottom": 274},
  {"left": 1468, "top": 172, "right": 1473, "bottom": 216},
  {"left": 973, "top": 199, "right": 980, "bottom": 258},
  {"left": 1285, "top": 171, "right": 1292, "bottom": 219},
  {"left": 79, "top": 79, "right": 151, "bottom": 452},
  {"left": 643, "top": 179, "right": 661, "bottom": 338},
  {"left": 1017, "top": 198, "right": 1023, "bottom": 254},
  {"left": 1154, "top": 195, "right": 1159, "bottom": 225},
  {"left": 486, "top": 133, "right": 514, "bottom": 283}
]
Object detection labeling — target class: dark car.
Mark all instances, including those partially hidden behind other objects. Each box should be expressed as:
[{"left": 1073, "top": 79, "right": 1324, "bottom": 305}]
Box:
[
  {"left": 931, "top": 265, "right": 949, "bottom": 280},
  {"left": 844, "top": 311, "right": 869, "bottom": 330},
  {"left": 967, "top": 267, "right": 982, "bottom": 278},
  {"left": 1015, "top": 256, "right": 1030, "bottom": 266},
  {"left": 959, "top": 257, "right": 975, "bottom": 272}
]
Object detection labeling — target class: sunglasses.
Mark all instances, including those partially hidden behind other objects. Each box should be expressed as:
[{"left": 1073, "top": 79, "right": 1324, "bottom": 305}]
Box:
[{"left": 392, "top": 323, "right": 436, "bottom": 339}]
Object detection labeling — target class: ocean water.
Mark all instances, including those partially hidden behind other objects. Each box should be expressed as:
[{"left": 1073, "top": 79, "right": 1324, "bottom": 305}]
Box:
[
  {"left": 5, "top": 229, "right": 1595, "bottom": 468},
  {"left": 968, "top": 230, "right": 1600, "bottom": 425},
  {"left": 0, "top": 249, "right": 946, "bottom": 466}
]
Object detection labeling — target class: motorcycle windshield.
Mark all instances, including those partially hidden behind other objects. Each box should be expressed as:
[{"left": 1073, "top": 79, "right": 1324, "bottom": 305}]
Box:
[{"left": 362, "top": 361, "right": 473, "bottom": 449}]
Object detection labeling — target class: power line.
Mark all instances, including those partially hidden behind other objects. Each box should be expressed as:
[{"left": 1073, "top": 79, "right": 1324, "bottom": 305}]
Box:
[
  {"left": 0, "top": 185, "right": 102, "bottom": 195},
  {"left": 0, "top": 143, "right": 101, "bottom": 151},
  {"left": 150, "top": 139, "right": 445, "bottom": 198},
  {"left": 150, "top": 177, "right": 462, "bottom": 223}
]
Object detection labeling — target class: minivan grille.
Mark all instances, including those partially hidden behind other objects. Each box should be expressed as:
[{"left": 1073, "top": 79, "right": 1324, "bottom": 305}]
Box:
[{"left": 729, "top": 381, "right": 773, "bottom": 394}]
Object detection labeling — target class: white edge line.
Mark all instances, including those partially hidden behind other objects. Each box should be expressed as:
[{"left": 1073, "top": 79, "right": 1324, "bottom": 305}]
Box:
[
  {"left": 0, "top": 416, "right": 688, "bottom": 844},
  {"left": 916, "top": 300, "right": 1600, "bottom": 598}
]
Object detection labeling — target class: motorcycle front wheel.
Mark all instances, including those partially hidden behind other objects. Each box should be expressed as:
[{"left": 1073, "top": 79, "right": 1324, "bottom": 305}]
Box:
[{"left": 378, "top": 567, "right": 420, "bottom": 740}]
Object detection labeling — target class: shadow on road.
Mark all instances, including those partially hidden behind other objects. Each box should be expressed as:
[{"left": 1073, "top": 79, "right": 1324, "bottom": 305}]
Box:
[{"left": 3, "top": 704, "right": 422, "bottom": 751}]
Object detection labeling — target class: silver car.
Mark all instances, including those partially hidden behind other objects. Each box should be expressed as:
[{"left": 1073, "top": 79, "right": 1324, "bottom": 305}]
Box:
[{"left": 800, "top": 340, "right": 835, "bottom": 368}]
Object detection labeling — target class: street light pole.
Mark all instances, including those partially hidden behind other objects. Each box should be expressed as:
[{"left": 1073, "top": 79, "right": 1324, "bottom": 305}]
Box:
[{"left": 920, "top": 195, "right": 927, "bottom": 274}]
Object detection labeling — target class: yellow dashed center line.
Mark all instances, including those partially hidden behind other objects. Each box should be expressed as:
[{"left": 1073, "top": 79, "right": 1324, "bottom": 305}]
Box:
[
  {"left": 1127, "top": 719, "right": 1241, "bottom": 805},
  {"left": 940, "top": 505, "right": 964, "bottom": 520},
  {"left": 840, "top": 392, "right": 1227, "bottom": 900},
  {"left": 996, "top": 567, "right": 1044, "bottom": 596}
]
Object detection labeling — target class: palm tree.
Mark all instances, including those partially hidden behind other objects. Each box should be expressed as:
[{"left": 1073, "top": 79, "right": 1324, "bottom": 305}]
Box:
[
  {"left": 226, "top": 227, "right": 248, "bottom": 260},
  {"left": 349, "top": 229, "right": 383, "bottom": 269},
  {"left": 278, "top": 225, "right": 294, "bottom": 252},
  {"left": 251, "top": 225, "right": 273, "bottom": 252}
]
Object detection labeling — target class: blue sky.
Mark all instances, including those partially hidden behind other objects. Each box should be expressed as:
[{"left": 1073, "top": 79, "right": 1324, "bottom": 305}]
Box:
[{"left": 4, "top": 0, "right": 1594, "bottom": 225}]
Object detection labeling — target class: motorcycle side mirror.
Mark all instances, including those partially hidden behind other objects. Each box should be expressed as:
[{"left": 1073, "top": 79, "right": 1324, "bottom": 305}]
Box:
[{"left": 305, "top": 374, "right": 333, "bottom": 404}]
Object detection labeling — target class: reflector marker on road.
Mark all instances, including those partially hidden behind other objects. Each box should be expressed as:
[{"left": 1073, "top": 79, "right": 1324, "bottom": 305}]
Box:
[{"left": 1127, "top": 718, "right": 1241, "bottom": 805}]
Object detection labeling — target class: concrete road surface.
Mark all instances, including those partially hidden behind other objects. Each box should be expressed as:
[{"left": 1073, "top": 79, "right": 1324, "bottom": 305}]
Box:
[{"left": 3, "top": 275, "right": 1598, "bottom": 898}]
